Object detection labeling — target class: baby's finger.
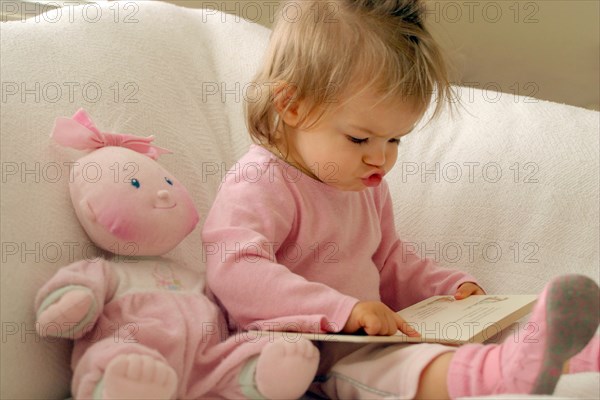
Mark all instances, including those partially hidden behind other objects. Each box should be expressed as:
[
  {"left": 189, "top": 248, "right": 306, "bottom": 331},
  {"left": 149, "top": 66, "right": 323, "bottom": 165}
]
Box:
[
  {"left": 361, "top": 313, "right": 383, "bottom": 336},
  {"left": 455, "top": 283, "right": 479, "bottom": 299},
  {"left": 384, "top": 312, "right": 399, "bottom": 335},
  {"left": 394, "top": 314, "right": 420, "bottom": 337}
]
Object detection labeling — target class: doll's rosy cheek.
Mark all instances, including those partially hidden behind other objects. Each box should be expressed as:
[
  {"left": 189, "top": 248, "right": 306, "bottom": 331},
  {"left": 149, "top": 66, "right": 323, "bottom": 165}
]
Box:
[
  {"left": 95, "top": 205, "right": 138, "bottom": 241},
  {"left": 174, "top": 186, "right": 200, "bottom": 227},
  {"left": 90, "top": 184, "right": 145, "bottom": 240}
]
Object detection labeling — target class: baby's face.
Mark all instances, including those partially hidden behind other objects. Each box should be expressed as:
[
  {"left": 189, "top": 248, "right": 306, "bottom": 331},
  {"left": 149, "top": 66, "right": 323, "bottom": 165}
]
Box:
[{"left": 284, "top": 89, "right": 421, "bottom": 191}]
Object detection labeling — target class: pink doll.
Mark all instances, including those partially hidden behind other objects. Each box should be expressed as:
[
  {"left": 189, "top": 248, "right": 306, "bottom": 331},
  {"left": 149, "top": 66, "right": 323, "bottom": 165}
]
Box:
[{"left": 35, "top": 109, "right": 319, "bottom": 399}]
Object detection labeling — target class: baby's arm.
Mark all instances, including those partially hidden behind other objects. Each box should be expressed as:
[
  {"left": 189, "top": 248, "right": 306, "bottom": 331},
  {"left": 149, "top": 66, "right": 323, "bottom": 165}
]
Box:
[
  {"left": 374, "top": 183, "right": 483, "bottom": 311},
  {"left": 35, "top": 258, "right": 118, "bottom": 340},
  {"left": 203, "top": 174, "right": 358, "bottom": 333}
]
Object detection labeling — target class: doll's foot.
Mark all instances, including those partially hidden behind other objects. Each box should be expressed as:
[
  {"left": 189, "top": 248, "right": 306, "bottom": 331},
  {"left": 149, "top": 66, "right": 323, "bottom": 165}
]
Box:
[
  {"left": 96, "top": 354, "right": 177, "bottom": 400},
  {"left": 254, "top": 338, "right": 319, "bottom": 399},
  {"left": 448, "top": 274, "right": 600, "bottom": 397},
  {"left": 569, "top": 335, "right": 599, "bottom": 373}
]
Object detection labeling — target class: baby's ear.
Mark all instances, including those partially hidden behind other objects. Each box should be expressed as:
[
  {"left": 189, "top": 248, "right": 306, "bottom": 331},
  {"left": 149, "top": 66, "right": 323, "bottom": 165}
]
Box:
[
  {"left": 78, "top": 199, "right": 96, "bottom": 222},
  {"left": 274, "top": 83, "right": 303, "bottom": 127}
]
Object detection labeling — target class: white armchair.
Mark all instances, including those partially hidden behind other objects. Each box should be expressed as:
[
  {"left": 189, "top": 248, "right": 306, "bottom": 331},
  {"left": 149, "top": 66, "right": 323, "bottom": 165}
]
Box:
[{"left": 1, "top": 2, "right": 598, "bottom": 398}]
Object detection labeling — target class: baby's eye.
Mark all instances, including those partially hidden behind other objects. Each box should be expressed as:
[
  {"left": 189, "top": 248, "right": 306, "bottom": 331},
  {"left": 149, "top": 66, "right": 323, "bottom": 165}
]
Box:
[
  {"left": 165, "top": 177, "right": 173, "bottom": 186},
  {"left": 388, "top": 138, "right": 401, "bottom": 145},
  {"left": 130, "top": 178, "right": 141, "bottom": 189},
  {"left": 347, "top": 135, "right": 368, "bottom": 145}
]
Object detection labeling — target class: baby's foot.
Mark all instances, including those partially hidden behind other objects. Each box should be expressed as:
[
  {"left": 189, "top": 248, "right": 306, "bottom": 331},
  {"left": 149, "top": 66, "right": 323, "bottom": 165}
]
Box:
[
  {"left": 95, "top": 354, "right": 177, "bottom": 400},
  {"left": 569, "top": 335, "right": 599, "bottom": 373},
  {"left": 520, "top": 275, "right": 600, "bottom": 393},
  {"left": 448, "top": 274, "right": 600, "bottom": 397},
  {"left": 254, "top": 338, "right": 319, "bottom": 399}
]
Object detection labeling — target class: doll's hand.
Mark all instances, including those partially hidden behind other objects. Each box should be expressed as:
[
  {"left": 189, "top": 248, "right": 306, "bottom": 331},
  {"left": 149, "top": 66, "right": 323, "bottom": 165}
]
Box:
[
  {"left": 342, "top": 301, "right": 420, "bottom": 337},
  {"left": 36, "top": 287, "right": 95, "bottom": 339},
  {"left": 454, "top": 282, "right": 486, "bottom": 300}
]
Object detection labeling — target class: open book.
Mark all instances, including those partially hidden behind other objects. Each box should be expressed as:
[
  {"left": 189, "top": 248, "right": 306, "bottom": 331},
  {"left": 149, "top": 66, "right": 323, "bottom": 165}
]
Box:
[{"left": 246, "top": 294, "right": 537, "bottom": 345}]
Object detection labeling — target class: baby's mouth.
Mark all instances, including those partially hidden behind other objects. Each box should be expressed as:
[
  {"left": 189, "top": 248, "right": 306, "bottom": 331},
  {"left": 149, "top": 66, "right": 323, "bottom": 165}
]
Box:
[{"left": 361, "top": 173, "right": 383, "bottom": 187}]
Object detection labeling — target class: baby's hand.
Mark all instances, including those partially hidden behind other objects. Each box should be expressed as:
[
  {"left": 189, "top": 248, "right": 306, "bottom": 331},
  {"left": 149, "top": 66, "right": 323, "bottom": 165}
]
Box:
[
  {"left": 454, "top": 282, "right": 486, "bottom": 300},
  {"left": 343, "top": 301, "right": 420, "bottom": 337}
]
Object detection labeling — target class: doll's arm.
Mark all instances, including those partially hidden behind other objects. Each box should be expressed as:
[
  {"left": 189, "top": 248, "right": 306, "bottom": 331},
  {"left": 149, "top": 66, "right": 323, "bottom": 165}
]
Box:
[
  {"left": 374, "top": 184, "right": 482, "bottom": 311},
  {"left": 35, "top": 258, "right": 118, "bottom": 340}
]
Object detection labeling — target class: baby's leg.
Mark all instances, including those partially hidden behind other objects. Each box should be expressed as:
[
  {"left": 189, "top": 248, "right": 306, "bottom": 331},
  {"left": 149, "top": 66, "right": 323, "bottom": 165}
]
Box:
[
  {"left": 72, "top": 338, "right": 177, "bottom": 399},
  {"left": 443, "top": 274, "right": 599, "bottom": 398},
  {"left": 314, "top": 342, "right": 454, "bottom": 399},
  {"left": 414, "top": 352, "right": 454, "bottom": 399},
  {"left": 240, "top": 337, "right": 319, "bottom": 400}
]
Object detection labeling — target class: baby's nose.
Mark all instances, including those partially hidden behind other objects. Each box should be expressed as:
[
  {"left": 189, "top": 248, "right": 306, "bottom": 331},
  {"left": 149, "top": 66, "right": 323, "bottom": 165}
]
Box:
[
  {"left": 157, "top": 190, "right": 171, "bottom": 200},
  {"left": 364, "top": 148, "right": 386, "bottom": 167}
]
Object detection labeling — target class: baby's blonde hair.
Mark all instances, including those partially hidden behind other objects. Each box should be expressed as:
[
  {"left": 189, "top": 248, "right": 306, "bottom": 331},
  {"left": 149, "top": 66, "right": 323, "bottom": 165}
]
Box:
[{"left": 245, "top": 0, "right": 453, "bottom": 146}]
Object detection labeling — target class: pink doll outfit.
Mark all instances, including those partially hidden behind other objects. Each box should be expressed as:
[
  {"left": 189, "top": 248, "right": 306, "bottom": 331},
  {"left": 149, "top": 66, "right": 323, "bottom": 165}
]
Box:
[
  {"left": 36, "top": 258, "right": 272, "bottom": 398},
  {"left": 203, "top": 145, "right": 479, "bottom": 398}
]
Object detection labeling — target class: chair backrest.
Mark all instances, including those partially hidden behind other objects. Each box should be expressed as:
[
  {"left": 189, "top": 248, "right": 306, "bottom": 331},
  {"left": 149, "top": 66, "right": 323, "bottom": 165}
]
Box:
[{"left": 388, "top": 89, "right": 599, "bottom": 295}]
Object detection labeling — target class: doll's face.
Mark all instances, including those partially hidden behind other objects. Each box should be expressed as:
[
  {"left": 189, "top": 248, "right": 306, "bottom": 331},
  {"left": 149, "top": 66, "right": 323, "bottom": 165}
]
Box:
[{"left": 70, "top": 147, "right": 199, "bottom": 256}]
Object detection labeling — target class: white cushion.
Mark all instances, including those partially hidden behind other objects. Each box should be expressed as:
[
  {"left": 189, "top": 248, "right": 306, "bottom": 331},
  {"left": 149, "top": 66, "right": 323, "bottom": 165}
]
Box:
[
  {"left": 1, "top": 1, "right": 598, "bottom": 398},
  {"left": 388, "top": 89, "right": 599, "bottom": 295}
]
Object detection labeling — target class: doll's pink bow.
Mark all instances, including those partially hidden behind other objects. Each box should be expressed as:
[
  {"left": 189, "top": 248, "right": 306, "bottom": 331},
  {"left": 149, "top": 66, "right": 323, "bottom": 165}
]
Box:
[{"left": 51, "top": 108, "right": 172, "bottom": 160}]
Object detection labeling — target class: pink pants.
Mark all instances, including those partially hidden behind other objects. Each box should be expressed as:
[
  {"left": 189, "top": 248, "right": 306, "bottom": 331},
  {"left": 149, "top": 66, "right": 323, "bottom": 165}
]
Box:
[{"left": 310, "top": 342, "right": 455, "bottom": 399}]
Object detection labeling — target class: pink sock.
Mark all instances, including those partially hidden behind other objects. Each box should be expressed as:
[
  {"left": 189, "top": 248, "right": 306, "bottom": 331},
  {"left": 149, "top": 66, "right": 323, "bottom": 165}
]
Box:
[
  {"left": 447, "top": 274, "right": 600, "bottom": 398},
  {"left": 569, "top": 335, "right": 599, "bottom": 373},
  {"left": 254, "top": 338, "right": 319, "bottom": 400}
]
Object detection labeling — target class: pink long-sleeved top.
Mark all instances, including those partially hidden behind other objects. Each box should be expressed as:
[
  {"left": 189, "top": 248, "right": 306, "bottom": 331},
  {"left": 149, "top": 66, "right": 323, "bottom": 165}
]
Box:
[{"left": 203, "top": 145, "right": 477, "bottom": 333}]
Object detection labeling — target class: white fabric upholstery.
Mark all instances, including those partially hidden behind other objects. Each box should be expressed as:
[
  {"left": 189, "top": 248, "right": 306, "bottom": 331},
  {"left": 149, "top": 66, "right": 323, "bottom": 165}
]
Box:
[
  {"left": 389, "top": 90, "right": 599, "bottom": 295},
  {"left": 0, "top": 1, "right": 597, "bottom": 398}
]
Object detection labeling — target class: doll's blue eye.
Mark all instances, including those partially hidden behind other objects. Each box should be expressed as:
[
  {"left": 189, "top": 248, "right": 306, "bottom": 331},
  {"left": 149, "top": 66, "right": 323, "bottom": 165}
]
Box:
[
  {"left": 131, "top": 179, "right": 140, "bottom": 189},
  {"left": 165, "top": 177, "right": 173, "bottom": 186}
]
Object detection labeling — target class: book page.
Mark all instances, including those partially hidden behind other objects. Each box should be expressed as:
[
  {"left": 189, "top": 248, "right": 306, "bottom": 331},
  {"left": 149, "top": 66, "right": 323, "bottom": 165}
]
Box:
[
  {"left": 396, "top": 294, "right": 537, "bottom": 344},
  {"left": 245, "top": 294, "right": 537, "bottom": 345}
]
